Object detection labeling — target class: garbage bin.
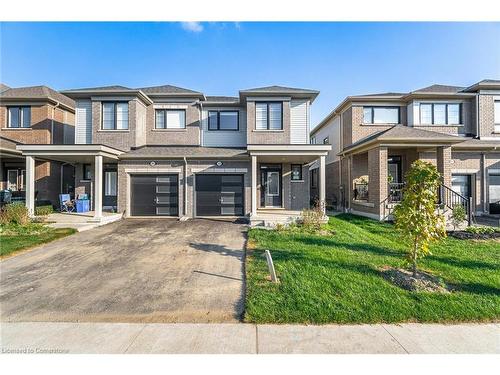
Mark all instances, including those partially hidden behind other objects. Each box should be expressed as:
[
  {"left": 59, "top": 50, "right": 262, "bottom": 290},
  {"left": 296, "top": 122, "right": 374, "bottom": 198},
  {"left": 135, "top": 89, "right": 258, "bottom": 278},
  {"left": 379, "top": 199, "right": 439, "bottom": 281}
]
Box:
[{"left": 76, "top": 199, "right": 90, "bottom": 213}]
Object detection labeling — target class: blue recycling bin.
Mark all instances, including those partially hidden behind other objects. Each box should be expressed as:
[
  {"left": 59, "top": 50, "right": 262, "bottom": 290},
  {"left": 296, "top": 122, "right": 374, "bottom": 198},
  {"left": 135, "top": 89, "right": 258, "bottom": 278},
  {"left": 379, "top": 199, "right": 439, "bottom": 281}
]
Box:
[{"left": 76, "top": 199, "right": 90, "bottom": 213}]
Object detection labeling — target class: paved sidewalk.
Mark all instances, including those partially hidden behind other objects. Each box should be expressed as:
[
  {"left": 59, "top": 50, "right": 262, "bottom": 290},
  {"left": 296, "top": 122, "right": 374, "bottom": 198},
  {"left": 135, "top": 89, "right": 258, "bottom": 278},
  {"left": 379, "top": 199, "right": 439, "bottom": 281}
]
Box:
[{"left": 1, "top": 322, "right": 498, "bottom": 354}]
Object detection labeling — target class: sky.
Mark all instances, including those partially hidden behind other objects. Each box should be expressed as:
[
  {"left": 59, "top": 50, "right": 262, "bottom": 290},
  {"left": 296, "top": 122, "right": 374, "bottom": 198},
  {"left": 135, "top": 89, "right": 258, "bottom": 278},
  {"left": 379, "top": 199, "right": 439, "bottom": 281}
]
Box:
[{"left": 1, "top": 22, "right": 499, "bottom": 129}]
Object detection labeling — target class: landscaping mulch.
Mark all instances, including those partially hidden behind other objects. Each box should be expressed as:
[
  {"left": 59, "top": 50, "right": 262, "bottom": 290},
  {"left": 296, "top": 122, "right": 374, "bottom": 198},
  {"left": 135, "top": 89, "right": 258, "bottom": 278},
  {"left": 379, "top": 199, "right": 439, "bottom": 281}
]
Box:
[
  {"left": 449, "top": 231, "right": 500, "bottom": 240},
  {"left": 380, "top": 266, "right": 451, "bottom": 293}
]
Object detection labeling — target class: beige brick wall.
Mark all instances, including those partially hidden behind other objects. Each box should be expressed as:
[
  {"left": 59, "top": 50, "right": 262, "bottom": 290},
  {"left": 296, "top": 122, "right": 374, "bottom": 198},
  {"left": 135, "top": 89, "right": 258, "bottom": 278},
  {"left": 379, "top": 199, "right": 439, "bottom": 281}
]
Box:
[
  {"left": 437, "top": 146, "right": 452, "bottom": 187},
  {"left": 367, "top": 147, "right": 388, "bottom": 217},
  {"left": 478, "top": 95, "right": 500, "bottom": 139},
  {"left": 246, "top": 101, "right": 291, "bottom": 144},
  {"left": 350, "top": 105, "right": 407, "bottom": 144}
]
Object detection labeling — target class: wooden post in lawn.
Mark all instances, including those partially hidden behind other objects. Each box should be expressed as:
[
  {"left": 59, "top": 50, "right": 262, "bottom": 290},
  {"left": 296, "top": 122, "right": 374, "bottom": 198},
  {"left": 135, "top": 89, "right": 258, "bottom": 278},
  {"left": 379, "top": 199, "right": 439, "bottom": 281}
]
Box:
[{"left": 265, "top": 250, "right": 279, "bottom": 283}]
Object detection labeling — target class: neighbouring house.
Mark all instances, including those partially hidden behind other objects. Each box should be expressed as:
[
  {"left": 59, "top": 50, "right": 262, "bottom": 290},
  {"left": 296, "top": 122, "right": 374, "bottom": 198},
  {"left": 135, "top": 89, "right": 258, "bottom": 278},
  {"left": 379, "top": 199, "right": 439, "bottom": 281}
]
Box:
[
  {"left": 0, "top": 85, "right": 76, "bottom": 206},
  {"left": 11, "top": 84, "right": 330, "bottom": 224},
  {"left": 310, "top": 80, "right": 500, "bottom": 222}
]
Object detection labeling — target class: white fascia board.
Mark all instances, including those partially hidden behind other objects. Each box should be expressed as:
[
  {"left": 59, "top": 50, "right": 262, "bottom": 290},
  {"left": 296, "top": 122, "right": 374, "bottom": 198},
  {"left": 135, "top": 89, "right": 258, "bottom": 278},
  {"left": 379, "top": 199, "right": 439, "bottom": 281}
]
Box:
[
  {"left": 247, "top": 144, "right": 331, "bottom": 152},
  {"left": 245, "top": 96, "right": 291, "bottom": 102}
]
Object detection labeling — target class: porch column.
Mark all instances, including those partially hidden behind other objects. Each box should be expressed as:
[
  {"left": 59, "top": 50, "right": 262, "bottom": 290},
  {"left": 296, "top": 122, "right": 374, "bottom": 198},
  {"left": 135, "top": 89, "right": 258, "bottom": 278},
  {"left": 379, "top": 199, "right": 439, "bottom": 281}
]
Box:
[
  {"left": 368, "top": 147, "right": 388, "bottom": 219},
  {"left": 93, "top": 155, "right": 103, "bottom": 220},
  {"left": 319, "top": 155, "right": 326, "bottom": 214},
  {"left": 251, "top": 155, "right": 257, "bottom": 216},
  {"left": 436, "top": 146, "right": 452, "bottom": 187},
  {"left": 25, "top": 156, "right": 35, "bottom": 217}
]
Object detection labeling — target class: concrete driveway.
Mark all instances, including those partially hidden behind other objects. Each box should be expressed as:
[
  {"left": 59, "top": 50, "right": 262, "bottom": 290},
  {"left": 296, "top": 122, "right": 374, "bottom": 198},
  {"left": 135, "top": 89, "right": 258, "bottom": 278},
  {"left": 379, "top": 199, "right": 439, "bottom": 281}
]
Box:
[{"left": 0, "top": 219, "right": 247, "bottom": 323}]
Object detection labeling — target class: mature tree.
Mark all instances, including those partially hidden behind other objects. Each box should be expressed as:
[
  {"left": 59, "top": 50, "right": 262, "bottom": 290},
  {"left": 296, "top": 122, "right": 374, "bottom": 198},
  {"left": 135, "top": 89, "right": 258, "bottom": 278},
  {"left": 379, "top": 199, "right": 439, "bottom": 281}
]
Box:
[{"left": 393, "top": 160, "right": 446, "bottom": 276}]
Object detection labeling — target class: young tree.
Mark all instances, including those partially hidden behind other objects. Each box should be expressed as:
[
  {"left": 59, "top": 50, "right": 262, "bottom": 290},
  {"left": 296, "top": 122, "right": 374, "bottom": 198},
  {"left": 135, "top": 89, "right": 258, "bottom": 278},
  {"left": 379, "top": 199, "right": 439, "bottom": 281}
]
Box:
[{"left": 393, "top": 160, "right": 446, "bottom": 276}]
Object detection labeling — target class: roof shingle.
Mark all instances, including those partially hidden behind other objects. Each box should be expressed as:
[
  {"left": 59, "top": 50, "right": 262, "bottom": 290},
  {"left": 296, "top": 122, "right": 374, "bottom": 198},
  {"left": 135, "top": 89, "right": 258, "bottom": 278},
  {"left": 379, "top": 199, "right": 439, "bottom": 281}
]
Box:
[{"left": 0, "top": 85, "right": 75, "bottom": 108}]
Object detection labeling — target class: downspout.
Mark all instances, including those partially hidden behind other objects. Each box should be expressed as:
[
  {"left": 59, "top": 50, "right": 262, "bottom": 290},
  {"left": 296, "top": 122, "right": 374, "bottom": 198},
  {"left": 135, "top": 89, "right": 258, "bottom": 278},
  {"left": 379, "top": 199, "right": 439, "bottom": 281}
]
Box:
[{"left": 183, "top": 156, "right": 188, "bottom": 218}]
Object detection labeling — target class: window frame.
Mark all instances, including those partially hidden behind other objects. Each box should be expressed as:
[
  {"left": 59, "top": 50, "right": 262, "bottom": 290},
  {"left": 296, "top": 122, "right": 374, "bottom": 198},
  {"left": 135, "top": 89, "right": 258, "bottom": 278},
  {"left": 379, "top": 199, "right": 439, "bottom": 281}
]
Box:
[
  {"left": 7, "top": 106, "right": 31, "bottom": 128},
  {"left": 82, "top": 164, "right": 92, "bottom": 181},
  {"left": 419, "top": 103, "right": 462, "bottom": 125},
  {"left": 154, "top": 109, "right": 187, "bottom": 129},
  {"left": 255, "top": 101, "right": 283, "bottom": 130},
  {"left": 363, "top": 106, "right": 400, "bottom": 125},
  {"left": 494, "top": 101, "right": 500, "bottom": 130},
  {"left": 101, "top": 101, "right": 129, "bottom": 130},
  {"left": 207, "top": 110, "right": 239, "bottom": 131},
  {"left": 291, "top": 164, "right": 303, "bottom": 181}
]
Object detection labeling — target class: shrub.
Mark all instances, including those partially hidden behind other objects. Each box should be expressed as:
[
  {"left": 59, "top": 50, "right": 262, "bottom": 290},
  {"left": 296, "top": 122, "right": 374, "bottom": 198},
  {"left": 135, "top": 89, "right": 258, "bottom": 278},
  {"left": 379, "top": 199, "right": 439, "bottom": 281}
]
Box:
[
  {"left": 0, "top": 203, "right": 30, "bottom": 225},
  {"left": 451, "top": 205, "right": 467, "bottom": 230},
  {"left": 35, "top": 205, "right": 53, "bottom": 217},
  {"left": 465, "top": 226, "right": 496, "bottom": 235},
  {"left": 301, "top": 201, "right": 325, "bottom": 232}
]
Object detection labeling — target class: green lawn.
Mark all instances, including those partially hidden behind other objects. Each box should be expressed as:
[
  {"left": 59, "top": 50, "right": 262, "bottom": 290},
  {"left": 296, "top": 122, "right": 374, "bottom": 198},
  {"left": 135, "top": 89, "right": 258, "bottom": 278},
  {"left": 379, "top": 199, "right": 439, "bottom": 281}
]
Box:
[
  {"left": 245, "top": 214, "right": 500, "bottom": 324},
  {"left": 0, "top": 224, "right": 76, "bottom": 257}
]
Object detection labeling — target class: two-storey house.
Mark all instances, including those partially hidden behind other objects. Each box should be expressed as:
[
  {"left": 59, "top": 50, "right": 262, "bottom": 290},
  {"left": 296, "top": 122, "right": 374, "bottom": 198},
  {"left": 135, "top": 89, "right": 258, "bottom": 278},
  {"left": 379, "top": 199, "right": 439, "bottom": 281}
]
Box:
[
  {"left": 310, "top": 80, "right": 500, "bottom": 221},
  {"left": 0, "top": 85, "right": 75, "bottom": 206},
  {"left": 15, "top": 85, "right": 330, "bottom": 224}
]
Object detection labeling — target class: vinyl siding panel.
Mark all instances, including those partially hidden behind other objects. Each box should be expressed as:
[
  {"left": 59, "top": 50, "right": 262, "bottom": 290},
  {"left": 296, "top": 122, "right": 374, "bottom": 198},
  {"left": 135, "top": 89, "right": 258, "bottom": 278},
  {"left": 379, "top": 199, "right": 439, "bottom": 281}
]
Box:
[
  {"left": 290, "top": 99, "right": 308, "bottom": 144},
  {"left": 75, "top": 99, "right": 92, "bottom": 144},
  {"left": 201, "top": 108, "right": 247, "bottom": 147}
]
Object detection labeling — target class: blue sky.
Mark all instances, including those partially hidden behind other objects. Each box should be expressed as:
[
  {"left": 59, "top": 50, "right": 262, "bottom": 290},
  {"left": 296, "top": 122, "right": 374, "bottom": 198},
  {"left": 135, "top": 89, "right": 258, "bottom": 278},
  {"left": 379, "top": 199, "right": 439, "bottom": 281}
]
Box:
[{"left": 1, "top": 22, "right": 499, "bottom": 128}]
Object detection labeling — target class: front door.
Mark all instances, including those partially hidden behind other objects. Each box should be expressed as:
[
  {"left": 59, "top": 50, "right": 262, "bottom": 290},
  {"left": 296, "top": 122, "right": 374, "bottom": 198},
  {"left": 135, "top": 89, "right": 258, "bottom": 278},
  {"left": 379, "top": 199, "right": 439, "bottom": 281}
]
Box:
[
  {"left": 489, "top": 174, "right": 500, "bottom": 214},
  {"left": 260, "top": 166, "right": 282, "bottom": 208},
  {"left": 103, "top": 169, "right": 118, "bottom": 210},
  {"left": 387, "top": 156, "right": 402, "bottom": 184}
]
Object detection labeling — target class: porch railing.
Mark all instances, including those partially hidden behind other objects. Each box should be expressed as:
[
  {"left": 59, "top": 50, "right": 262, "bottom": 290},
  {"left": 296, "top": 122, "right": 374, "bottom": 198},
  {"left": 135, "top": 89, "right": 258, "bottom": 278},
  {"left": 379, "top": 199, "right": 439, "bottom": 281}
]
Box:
[
  {"left": 388, "top": 182, "right": 404, "bottom": 203},
  {"left": 439, "top": 184, "right": 472, "bottom": 225}
]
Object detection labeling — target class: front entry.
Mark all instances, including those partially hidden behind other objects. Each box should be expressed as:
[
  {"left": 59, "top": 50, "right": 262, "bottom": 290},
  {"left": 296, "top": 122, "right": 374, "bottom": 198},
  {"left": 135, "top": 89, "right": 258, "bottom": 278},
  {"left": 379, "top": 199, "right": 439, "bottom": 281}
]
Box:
[
  {"left": 103, "top": 167, "right": 118, "bottom": 210},
  {"left": 489, "top": 173, "right": 500, "bottom": 214},
  {"left": 260, "top": 165, "right": 282, "bottom": 208}
]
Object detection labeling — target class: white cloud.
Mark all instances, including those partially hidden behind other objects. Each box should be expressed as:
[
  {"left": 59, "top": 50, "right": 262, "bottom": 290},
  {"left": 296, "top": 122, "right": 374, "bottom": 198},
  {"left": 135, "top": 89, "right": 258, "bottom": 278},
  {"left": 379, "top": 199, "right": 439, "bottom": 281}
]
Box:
[{"left": 180, "top": 22, "right": 204, "bottom": 33}]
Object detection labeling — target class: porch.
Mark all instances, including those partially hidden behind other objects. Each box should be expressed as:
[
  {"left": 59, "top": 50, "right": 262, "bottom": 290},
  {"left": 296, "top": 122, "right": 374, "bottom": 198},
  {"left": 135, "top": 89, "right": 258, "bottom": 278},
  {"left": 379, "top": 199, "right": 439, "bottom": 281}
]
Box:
[
  {"left": 16, "top": 144, "right": 124, "bottom": 222},
  {"left": 247, "top": 144, "right": 331, "bottom": 226}
]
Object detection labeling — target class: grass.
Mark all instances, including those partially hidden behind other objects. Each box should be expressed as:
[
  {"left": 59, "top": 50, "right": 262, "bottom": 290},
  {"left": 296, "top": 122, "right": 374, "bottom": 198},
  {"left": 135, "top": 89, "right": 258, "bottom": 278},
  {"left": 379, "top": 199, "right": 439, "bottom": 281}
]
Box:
[
  {"left": 0, "top": 223, "right": 76, "bottom": 258},
  {"left": 245, "top": 214, "right": 500, "bottom": 324}
]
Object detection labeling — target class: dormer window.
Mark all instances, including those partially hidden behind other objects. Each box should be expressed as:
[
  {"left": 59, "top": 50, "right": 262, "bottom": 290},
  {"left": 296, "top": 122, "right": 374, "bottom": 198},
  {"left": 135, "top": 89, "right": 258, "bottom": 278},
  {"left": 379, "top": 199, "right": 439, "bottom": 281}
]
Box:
[
  {"left": 7, "top": 106, "right": 31, "bottom": 128},
  {"left": 255, "top": 102, "right": 283, "bottom": 130},
  {"left": 363, "top": 106, "right": 400, "bottom": 125}
]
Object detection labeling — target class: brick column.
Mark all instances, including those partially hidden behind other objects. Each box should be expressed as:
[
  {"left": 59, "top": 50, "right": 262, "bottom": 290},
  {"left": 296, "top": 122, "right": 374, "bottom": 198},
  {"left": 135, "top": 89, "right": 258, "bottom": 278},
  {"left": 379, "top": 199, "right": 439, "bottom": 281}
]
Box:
[
  {"left": 436, "top": 146, "right": 452, "bottom": 187},
  {"left": 368, "top": 147, "right": 388, "bottom": 218}
]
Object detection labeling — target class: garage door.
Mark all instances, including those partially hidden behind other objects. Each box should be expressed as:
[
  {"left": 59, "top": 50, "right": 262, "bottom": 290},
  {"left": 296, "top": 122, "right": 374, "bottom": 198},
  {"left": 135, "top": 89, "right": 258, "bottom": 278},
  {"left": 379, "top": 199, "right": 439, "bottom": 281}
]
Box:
[
  {"left": 131, "top": 174, "right": 178, "bottom": 216},
  {"left": 196, "top": 174, "right": 244, "bottom": 216}
]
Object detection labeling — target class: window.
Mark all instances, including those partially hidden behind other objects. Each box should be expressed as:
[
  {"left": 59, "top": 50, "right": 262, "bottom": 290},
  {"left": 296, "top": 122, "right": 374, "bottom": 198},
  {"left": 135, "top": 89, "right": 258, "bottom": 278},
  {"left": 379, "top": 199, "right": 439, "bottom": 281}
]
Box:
[
  {"left": 7, "top": 106, "right": 31, "bottom": 128},
  {"left": 255, "top": 102, "right": 283, "bottom": 130},
  {"left": 102, "top": 102, "right": 128, "bottom": 130},
  {"left": 323, "top": 137, "right": 329, "bottom": 144},
  {"left": 291, "top": 165, "right": 303, "bottom": 181},
  {"left": 310, "top": 136, "right": 316, "bottom": 144},
  {"left": 208, "top": 110, "right": 239, "bottom": 130},
  {"left": 310, "top": 169, "right": 318, "bottom": 189},
  {"left": 495, "top": 101, "right": 500, "bottom": 132},
  {"left": 155, "top": 109, "right": 186, "bottom": 129},
  {"left": 83, "top": 164, "right": 92, "bottom": 180},
  {"left": 420, "top": 103, "right": 462, "bottom": 125},
  {"left": 104, "top": 171, "right": 117, "bottom": 196},
  {"left": 363, "top": 106, "right": 400, "bottom": 124}
]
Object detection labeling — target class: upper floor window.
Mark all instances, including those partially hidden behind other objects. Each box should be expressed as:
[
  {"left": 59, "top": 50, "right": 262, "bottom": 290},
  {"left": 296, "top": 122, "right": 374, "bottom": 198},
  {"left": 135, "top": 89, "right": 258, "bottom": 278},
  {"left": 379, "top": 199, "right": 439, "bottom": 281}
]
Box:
[
  {"left": 256, "top": 102, "right": 283, "bottom": 130},
  {"left": 323, "top": 136, "right": 329, "bottom": 144},
  {"left": 420, "top": 103, "right": 461, "bottom": 125},
  {"left": 7, "top": 106, "right": 31, "bottom": 128},
  {"left": 102, "top": 102, "right": 128, "bottom": 130},
  {"left": 363, "top": 106, "right": 400, "bottom": 124},
  {"left": 155, "top": 109, "right": 186, "bottom": 129},
  {"left": 208, "top": 110, "right": 239, "bottom": 131},
  {"left": 494, "top": 101, "right": 500, "bottom": 132}
]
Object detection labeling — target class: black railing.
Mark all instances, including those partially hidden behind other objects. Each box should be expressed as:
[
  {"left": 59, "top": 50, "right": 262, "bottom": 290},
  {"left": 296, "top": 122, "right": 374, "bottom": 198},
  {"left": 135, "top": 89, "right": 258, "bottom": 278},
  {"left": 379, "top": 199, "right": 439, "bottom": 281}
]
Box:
[
  {"left": 353, "top": 183, "right": 369, "bottom": 201},
  {"left": 388, "top": 182, "right": 405, "bottom": 203},
  {"left": 439, "top": 184, "right": 472, "bottom": 225}
]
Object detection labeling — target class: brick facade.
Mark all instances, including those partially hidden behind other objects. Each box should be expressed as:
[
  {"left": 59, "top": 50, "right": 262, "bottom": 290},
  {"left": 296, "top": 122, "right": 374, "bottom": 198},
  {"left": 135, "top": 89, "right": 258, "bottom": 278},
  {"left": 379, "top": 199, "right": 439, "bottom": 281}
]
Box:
[
  {"left": 478, "top": 95, "right": 500, "bottom": 139},
  {"left": 246, "top": 101, "right": 291, "bottom": 144}
]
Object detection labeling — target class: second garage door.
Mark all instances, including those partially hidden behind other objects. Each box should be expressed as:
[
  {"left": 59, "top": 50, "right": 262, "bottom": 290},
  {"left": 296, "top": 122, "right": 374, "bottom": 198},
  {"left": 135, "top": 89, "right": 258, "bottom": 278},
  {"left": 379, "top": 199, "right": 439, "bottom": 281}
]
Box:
[
  {"left": 195, "top": 174, "right": 244, "bottom": 216},
  {"left": 131, "top": 174, "right": 179, "bottom": 216}
]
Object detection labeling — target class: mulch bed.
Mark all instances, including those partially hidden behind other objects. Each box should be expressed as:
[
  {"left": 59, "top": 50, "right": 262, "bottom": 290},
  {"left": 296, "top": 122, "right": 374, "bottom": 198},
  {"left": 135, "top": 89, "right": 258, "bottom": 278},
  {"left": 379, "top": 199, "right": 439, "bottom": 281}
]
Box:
[
  {"left": 380, "top": 266, "right": 451, "bottom": 293},
  {"left": 448, "top": 231, "right": 500, "bottom": 240}
]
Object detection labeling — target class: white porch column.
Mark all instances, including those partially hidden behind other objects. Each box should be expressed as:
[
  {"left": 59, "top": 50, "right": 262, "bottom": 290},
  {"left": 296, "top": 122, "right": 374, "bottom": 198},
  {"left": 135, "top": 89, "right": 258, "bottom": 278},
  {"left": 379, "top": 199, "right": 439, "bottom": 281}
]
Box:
[
  {"left": 93, "top": 155, "right": 103, "bottom": 220},
  {"left": 25, "top": 156, "right": 35, "bottom": 217},
  {"left": 319, "top": 155, "right": 326, "bottom": 214},
  {"left": 251, "top": 155, "right": 257, "bottom": 216}
]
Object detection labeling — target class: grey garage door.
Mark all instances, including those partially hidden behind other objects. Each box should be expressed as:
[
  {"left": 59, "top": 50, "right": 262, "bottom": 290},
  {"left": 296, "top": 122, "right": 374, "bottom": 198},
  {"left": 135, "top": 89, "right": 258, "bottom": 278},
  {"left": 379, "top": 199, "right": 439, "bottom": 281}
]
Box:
[
  {"left": 131, "top": 174, "right": 179, "bottom": 216},
  {"left": 195, "top": 174, "right": 244, "bottom": 216}
]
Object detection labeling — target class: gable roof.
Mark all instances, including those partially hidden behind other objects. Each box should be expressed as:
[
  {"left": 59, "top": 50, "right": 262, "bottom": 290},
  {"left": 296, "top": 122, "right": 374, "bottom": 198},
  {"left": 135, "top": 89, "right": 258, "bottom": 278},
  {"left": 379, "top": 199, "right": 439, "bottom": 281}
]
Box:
[
  {"left": 0, "top": 85, "right": 75, "bottom": 109},
  {"left": 461, "top": 79, "right": 500, "bottom": 92},
  {"left": 341, "top": 125, "right": 465, "bottom": 155}
]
